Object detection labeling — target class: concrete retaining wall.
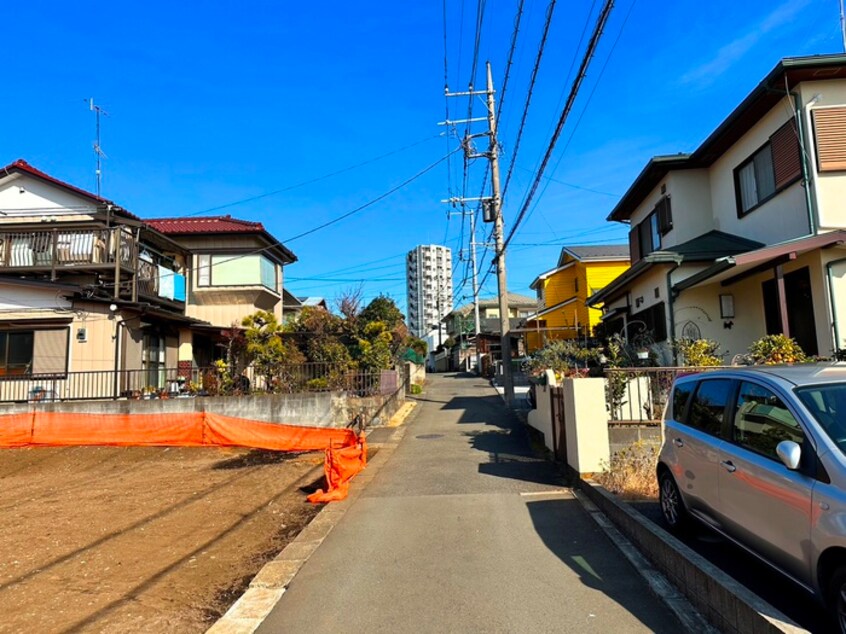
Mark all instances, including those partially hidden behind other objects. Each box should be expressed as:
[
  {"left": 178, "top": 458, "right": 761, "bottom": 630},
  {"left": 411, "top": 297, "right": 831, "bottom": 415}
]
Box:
[
  {"left": 608, "top": 425, "right": 662, "bottom": 456},
  {"left": 578, "top": 481, "right": 809, "bottom": 634},
  {"left": 0, "top": 388, "right": 406, "bottom": 429}
]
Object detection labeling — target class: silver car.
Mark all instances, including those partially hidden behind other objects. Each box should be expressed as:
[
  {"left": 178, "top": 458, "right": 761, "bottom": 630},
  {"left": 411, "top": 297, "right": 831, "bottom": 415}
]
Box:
[{"left": 657, "top": 364, "right": 846, "bottom": 630}]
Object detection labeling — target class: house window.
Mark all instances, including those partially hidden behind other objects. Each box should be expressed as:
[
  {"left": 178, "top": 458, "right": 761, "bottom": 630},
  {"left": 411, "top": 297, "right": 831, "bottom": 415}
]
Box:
[
  {"left": 197, "top": 254, "right": 211, "bottom": 287},
  {"left": 143, "top": 333, "right": 166, "bottom": 389},
  {"left": 735, "top": 144, "right": 776, "bottom": 214},
  {"left": 0, "top": 331, "right": 34, "bottom": 376},
  {"left": 734, "top": 120, "right": 802, "bottom": 216},
  {"left": 196, "top": 254, "right": 279, "bottom": 292},
  {"left": 630, "top": 197, "right": 672, "bottom": 262}
]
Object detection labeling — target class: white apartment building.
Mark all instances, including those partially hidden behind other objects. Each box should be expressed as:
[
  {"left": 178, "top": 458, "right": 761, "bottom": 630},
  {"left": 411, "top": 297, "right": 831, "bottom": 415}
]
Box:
[{"left": 406, "top": 245, "right": 453, "bottom": 339}]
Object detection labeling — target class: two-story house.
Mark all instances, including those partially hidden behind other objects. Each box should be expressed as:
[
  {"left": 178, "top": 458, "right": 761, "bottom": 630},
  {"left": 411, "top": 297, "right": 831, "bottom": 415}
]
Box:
[
  {"left": 588, "top": 54, "right": 846, "bottom": 363},
  {"left": 524, "top": 245, "right": 629, "bottom": 352},
  {"left": 0, "top": 159, "right": 296, "bottom": 400},
  {"left": 145, "top": 216, "right": 296, "bottom": 373}
]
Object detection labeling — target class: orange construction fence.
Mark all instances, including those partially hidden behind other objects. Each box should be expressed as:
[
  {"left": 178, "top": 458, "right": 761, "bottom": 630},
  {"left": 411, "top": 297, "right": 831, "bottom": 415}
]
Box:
[{"left": 0, "top": 410, "right": 366, "bottom": 503}]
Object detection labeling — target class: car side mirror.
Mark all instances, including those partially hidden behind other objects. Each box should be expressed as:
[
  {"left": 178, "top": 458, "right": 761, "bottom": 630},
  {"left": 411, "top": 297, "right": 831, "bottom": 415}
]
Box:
[{"left": 776, "top": 440, "right": 801, "bottom": 470}]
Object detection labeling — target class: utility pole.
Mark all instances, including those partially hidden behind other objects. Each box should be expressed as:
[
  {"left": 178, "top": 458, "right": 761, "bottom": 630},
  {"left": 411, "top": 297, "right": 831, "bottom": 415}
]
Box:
[
  {"left": 469, "top": 208, "right": 482, "bottom": 374},
  {"left": 441, "top": 62, "right": 514, "bottom": 401},
  {"left": 485, "top": 62, "right": 514, "bottom": 405}
]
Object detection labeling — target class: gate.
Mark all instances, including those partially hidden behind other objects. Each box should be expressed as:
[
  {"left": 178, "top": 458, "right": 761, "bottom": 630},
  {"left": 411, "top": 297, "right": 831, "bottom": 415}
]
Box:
[{"left": 550, "top": 386, "right": 567, "bottom": 462}]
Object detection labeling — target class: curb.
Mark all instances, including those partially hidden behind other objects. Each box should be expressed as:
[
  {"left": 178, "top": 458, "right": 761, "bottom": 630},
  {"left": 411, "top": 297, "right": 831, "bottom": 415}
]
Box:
[
  {"left": 572, "top": 488, "right": 717, "bottom": 634},
  {"left": 577, "top": 480, "right": 810, "bottom": 634},
  {"left": 206, "top": 415, "right": 413, "bottom": 634}
]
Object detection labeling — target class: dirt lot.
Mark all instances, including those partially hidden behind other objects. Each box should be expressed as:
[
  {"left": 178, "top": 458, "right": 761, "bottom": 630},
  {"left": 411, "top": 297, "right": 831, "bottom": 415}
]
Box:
[{"left": 0, "top": 445, "right": 325, "bottom": 633}]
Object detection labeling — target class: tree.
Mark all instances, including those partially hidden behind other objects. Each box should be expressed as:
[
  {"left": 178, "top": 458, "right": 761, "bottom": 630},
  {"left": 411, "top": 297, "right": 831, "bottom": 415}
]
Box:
[
  {"left": 285, "top": 306, "right": 354, "bottom": 368},
  {"left": 360, "top": 295, "right": 404, "bottom": 331},
  {"left": 336, "top": 286, "right": 364, "bottom": 321},
  {"left": 242, "top": 310, "right": 305, "bottom": 390},
  {"left": 355, "top": 321, "right": 394, "bottom": 371}
]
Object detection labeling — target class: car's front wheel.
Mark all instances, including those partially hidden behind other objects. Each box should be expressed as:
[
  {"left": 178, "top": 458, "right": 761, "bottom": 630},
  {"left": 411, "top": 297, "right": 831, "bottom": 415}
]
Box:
[
  {"left": 827, "top": 566, "right": 846, "bottom": 633},
  {"left": 658, "top": 469, "right": 688, "bottom": 533}
]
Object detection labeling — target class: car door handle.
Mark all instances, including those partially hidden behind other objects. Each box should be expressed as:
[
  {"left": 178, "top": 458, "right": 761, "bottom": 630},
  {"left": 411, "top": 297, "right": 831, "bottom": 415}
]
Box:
[
  {"left": 673, "top": 438, "right": 684, "bottom": 448},
  {"left": 721, "top": 460, "right": 737, "bottom": 473}
]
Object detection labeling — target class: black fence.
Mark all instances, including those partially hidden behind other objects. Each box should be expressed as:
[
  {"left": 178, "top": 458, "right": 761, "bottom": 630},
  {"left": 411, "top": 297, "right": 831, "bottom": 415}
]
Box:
[
  {"left": 603, "top": 366, "right": 729, "bottom": 424},
  {"left": 0, "top": 364, "right": 397, "bottom": 403}
]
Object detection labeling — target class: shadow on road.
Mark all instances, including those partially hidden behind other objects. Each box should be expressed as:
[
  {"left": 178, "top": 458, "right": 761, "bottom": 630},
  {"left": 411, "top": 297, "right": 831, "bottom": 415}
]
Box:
[{"left": 526, "top": 497, "right": 680, "bottom": 633}]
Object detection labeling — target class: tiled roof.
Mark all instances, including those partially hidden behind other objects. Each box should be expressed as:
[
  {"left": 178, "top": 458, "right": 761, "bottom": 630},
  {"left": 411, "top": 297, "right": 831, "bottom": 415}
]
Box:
[
  {"left": 1, "top": 159, "right": 113, "bottom": 205},
  {"left": 146, "top": 215, "right": 297, "bottom": 263},
  {"left": 146, "top": 215, "right": 266, "bottom": 235},
  {"left": 451, "top": 292, "right": 537, "bottom": 316},
  {"left": 559, "top": 244, "right": 630, "bottom": 265},
  {"left": 666, "top": 230, "right": 764, "bottom": 260}
]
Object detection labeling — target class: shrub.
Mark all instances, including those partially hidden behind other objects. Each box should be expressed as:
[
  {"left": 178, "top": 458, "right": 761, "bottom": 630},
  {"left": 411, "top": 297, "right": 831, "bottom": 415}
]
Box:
[
  {"left": 596, "top": 441, "right": 659, "bottom": 499},
  {"left": 748, "top": 334, "right": 807, "bottom": 365},
  {"left": 410, "top": 383, "right": 423, "bottom": 395},
  {"left": 306, "top": 378, "right": 329, "bottom": 391},
  {"left": 675, "top": 338, "right": 722, "bottom": 367},
  {"left": 525, "top": 340, "right": 602, "bottom": 381}
]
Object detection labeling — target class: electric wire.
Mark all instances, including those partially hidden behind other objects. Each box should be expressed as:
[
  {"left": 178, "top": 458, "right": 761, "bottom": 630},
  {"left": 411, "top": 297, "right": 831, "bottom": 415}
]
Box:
[
  {"left": 495, "top": 0, "right": 526, "bottom": 132},
  {"left": 181, "top": 134, "right": 441, "bottom": 218},
  {"left": 499, "top": 0, "right": 558, "bottom": 204},
  {"left": 501, "top": 0, "right": 616, "bottom": 255}
]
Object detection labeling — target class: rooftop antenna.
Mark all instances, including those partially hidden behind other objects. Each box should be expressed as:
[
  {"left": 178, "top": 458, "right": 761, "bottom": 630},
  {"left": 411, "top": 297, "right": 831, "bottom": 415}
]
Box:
[{"left": 89, "top": 98, "right": 108, "bottom": 197}]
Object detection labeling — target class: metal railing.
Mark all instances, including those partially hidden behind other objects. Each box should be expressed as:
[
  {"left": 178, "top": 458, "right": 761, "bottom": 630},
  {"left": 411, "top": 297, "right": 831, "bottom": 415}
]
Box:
[
  {"left": 603, "top": 366, "right": 730, "bottom": 424},
  {"left": 0, "top": 364, "right": 398, "bottom": 403}
]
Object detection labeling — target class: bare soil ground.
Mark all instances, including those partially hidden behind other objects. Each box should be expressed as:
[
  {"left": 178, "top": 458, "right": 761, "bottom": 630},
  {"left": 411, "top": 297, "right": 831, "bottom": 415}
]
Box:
[{"left": 0, "top": 445, "right": 325, "bottom": 633}]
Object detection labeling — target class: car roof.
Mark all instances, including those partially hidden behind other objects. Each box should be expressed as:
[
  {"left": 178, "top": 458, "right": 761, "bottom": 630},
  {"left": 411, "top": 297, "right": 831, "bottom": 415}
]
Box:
[{"left": 679, "top": 363, "right": 846, "bottom": 388}]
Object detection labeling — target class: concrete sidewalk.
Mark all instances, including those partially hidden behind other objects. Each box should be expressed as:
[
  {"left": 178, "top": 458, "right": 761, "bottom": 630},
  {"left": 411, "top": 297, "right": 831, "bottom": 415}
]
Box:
[{"left": 256, "top": 373, "right": 683, "bottom": 633}]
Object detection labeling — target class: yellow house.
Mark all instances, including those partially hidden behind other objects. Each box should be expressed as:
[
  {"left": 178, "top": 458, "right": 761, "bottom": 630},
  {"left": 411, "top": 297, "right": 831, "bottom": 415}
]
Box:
[{"left": 525, "top": 245, "right": 629, "bottom": 352}]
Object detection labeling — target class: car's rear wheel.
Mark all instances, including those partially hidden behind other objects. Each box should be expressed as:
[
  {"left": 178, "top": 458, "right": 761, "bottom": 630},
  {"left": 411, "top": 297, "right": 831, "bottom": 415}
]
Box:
[
  {"left": 827, "top": 566, "right": 846, "bottom": 633},
  {"left": 658, "top": 469, "right": 688, "bottom": 533}
]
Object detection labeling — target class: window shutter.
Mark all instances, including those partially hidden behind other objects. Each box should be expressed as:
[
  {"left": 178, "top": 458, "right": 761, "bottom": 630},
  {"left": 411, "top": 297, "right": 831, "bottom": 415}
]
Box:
[
  {"left": 657, "top": 197, "right": 673, "bottom": 234},
  {"left": 813, "top": 107, "right": 846, "bottom": 172},
  {"left": 770, "top": 119, "right": 801, "bottom": 187},
  {"left": 32, "top": 329, "right": 68, "bottom": 375},
  {"left": 628, "top": 224, "right": 641, "bottom": 263}
]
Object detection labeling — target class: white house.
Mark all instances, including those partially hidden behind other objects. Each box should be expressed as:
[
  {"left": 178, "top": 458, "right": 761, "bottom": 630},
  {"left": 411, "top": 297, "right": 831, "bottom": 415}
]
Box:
[{"left": 589, "top": 55, "right": 846, "bottom": 363}]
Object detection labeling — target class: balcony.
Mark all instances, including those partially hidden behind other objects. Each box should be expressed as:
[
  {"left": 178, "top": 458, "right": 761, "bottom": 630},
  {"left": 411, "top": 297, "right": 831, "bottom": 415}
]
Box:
[
  {"left": 0, "top": 228, "right": 185, "bottom": 305},
  {"left": 0, "top": 228, "right": 128, "bottom": 270}
]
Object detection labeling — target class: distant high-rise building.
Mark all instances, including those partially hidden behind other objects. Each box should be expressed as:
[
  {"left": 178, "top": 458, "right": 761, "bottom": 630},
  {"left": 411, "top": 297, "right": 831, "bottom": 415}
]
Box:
[{"left": 406, "top": 245, "right": 453, "bottom": 339}]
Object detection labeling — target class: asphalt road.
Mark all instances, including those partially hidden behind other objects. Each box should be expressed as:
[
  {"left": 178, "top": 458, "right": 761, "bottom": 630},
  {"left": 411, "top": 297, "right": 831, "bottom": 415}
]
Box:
[
  {"left": 257, "top": 373, "right": 683, "bottom": 633},
  {"left": 635, "top": 503, "right": 834, "bottom": 633}
]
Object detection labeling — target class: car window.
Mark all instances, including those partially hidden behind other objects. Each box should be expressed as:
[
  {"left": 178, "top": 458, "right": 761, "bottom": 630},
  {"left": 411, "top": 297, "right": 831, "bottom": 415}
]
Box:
[
  {"left": 732, "top": 381, "right": 804, "bottom": 459},
  {"left": 670, "top": 381, "right": 694, "bottom": 423},
  {"left": 687, "top": 379, "right": 732, "bottom": 437},
  {"left": 796, "top": 383, "right": 846, "bottom": 456}
]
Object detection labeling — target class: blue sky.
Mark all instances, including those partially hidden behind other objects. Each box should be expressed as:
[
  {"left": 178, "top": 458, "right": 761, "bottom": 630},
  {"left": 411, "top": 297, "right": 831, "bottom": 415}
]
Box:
[{"left": 2, "top": 0, "right": 843, "bottom": 316}]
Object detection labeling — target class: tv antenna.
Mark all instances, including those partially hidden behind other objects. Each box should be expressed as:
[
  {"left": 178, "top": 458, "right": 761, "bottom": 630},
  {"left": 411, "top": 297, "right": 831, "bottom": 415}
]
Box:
[{"left": 88, "top": 98, "right": 108, "bottom": 196}]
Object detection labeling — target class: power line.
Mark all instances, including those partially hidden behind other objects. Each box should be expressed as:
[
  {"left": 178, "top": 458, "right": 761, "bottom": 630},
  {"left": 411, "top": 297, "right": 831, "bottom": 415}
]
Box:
[
  {"left": 99, "top": 150, "right": 459, "bottom": 290},
  {"left": 283, "top": 147, "right": 460, "bottom": 244},
  {"left": 502, "top": 0, "right": 616, "bottom": 254},
  {"left": 181, "top": 134, "right": 441, "bottom": 218},
  {"left": 496, "top": 0, "right": 526, "bottom": 131},
  {"left": 499, "top": 0, "right": 558, "bottom": 203}
]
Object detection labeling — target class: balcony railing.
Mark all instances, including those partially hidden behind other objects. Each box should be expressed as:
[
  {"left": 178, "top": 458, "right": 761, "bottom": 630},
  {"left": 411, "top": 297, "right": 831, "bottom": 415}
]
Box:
[
  {"left": 0, "top": 228, "right": 133, "bottom": 270},
  {"left": 0, "top": 364, "right": 398, "bottom": 403}
]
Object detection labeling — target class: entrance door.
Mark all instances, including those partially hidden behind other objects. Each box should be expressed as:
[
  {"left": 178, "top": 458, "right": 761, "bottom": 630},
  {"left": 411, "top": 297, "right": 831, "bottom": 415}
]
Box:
[{"left": 762, "top": 266, "right": 818, "bottom": 355}]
